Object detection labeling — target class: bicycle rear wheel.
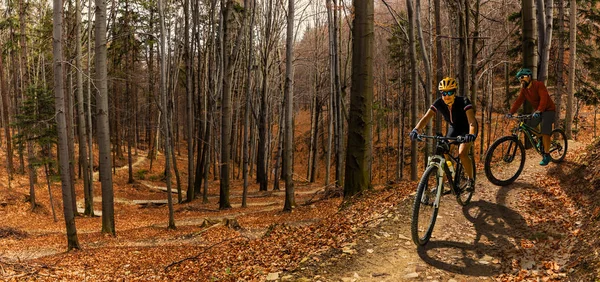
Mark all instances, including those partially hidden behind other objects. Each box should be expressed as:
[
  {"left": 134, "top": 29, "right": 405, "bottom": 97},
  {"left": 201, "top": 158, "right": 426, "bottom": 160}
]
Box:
[
  {"left": 549, "top": 129, "right": 568, "bottom": 162},
  {"left": 484, "top": 136, "right": 525, "bottom": 186},
  {"left": 411, "top": 165, "right": 442, "bottom": 246}
]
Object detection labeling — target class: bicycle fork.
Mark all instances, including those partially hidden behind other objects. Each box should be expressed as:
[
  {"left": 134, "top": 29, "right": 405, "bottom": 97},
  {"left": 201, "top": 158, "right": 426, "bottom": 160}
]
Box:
[
  {"left": 424, "top": 155, "right": 447, "bottom": 209},
  {"left": 504, "top": 136, "right": 520, "bottom": 162}
]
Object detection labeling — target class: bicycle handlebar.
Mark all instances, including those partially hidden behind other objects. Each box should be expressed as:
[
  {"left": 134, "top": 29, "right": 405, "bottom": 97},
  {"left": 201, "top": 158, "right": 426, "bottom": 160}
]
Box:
[
  {"left": 416, "top": 134, "right": 466, "bottom": 143},
  {"left": 507, "top": 114, "right": 534, "bottom": 120}
]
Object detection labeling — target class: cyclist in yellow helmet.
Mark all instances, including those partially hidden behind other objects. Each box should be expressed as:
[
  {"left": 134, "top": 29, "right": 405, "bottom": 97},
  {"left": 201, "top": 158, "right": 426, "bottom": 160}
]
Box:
[{"left": 409, "top": 77, "right": 478, "bottom": 191}]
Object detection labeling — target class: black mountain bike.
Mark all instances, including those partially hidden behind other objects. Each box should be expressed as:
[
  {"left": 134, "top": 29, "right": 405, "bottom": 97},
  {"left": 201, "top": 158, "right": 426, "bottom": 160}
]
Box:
[
  {"left": 483, "top": 114, "right": 568, "bottom": 186},
  {"left": 411, "top": 134, "right": 476, "bottom": 246}
]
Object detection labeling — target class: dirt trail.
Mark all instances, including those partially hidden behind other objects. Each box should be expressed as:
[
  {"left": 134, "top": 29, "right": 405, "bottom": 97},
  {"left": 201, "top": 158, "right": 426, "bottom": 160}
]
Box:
[{"left": 287, "top": 140, "right": 583, "bottom": 281}]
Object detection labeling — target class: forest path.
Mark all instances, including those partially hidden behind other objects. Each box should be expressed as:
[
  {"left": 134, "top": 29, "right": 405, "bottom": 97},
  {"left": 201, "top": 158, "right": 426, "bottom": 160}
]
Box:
[{"left": 287, "top": 140, "right": 584, "bottom": 281}]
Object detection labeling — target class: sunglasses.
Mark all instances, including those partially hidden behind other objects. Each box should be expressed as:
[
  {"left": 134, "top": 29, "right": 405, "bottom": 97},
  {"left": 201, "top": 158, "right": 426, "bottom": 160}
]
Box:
[
  {"left": 519, "top": 74, "right": 530, "bottom": 79},
  {"left": 441, "top": 90, "right": 455, "bottom": 96}
]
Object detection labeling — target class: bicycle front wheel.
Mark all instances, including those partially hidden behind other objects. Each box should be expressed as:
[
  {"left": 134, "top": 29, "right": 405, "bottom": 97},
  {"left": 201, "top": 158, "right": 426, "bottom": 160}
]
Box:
[
  {"left": 411, "top": 165, "right": 442, "bottom": 246},
  {"left": 484, "top": 136, "right": 525, "bottom": 186},
  {"left": 549, "top": 129, "right": 568, "bottom": 162}
]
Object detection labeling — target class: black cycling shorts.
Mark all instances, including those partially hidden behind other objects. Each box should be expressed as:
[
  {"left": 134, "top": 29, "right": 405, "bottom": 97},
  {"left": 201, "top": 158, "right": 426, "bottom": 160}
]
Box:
[{"left": 527, "top": 111, "right": 555, "bottom": 135}]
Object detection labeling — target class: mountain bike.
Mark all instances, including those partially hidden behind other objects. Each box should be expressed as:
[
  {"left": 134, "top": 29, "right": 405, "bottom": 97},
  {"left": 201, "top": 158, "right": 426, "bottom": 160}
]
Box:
[
  {"left": 411, "top": 134, "right": 476, "bottom": 246},
  {"left": 483, "top": 114, "right": 568, "bottom": 186}
]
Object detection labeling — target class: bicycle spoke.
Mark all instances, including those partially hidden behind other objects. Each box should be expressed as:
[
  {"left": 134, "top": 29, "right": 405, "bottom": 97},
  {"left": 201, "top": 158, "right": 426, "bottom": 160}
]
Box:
[
  {"left": 484, "top": 136, "right": 525, "bottom": 186},
  {"left": 412, "top": 166, "right": 441, "bottom": 245},
  {"left": 549, "top": 129, "right": 568, "bottom": 162}
]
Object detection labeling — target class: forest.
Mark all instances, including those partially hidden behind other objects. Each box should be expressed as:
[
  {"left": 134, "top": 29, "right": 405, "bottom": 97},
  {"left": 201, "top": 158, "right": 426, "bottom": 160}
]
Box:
[{"left": 0, "top": 0, "right": 599, "bottom": 280}]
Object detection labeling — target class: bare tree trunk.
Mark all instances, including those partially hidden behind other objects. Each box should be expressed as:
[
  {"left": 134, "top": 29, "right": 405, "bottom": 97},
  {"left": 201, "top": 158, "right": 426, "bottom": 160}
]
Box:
[
  {"left": 76, "top": 0, "right": 92, "bottom": 215},
  {"left": 158, "top": 0, "right": 176, "bottom": 229},
  {"left": 535, "top": 0, "right": 553, "bottom": 83},
  {"left": 565, "top": 0, "right": 576, "bottom": 138},
  {"left": 0, "top": 54, "right": 12, "bottom": 189},
  {"left": 87, "top": 0, "right": 94, "bottom": 208},
  {"left": 309, "top": 99, "right": 320, "bottom": 183},
  {"left": 45, "top": 163, "right": 57, "bottom": 222},
  {"left": 242, "top": 0, "right": 256, "bottom": 208},
  {"left": 54, "top": 0, "right": 80, "bottom": 249},
  {"left": 325, "top": 0, "right": 335, "bottom": 187},
  {"left": 344, "top": 0, "right": 373, "bottom": 198},
  {"left": 66, "top": 73, "right": 77, "bottom": 217},
  {"left": 283, "top": 0, "right": 295, "bottom": 210},
  {"left": 273, "top": 110, "right": 284, "bottom": 191},
  {"left": 219, "top": 0, "right": 237, "bottom": 210},
  {"left": 408, "top": 0, "right": 419, "bottom": 181},
  {"left": 416, "top": 0, "right": 432, "bottom": 158},
  {"left": 555, "top": 0, "right": 565, "bottom": 127},
  {"left": 184, "top": 0, "right": 195, "bottom": 202},
  {"left": 257, "top": 0, "right": 274, "bottom": 192},
  {"left": 20, "top": 0, "right": 37, "bottom": 210},
  {"left": 433, "top": 0, "right": 442, "bottom": 134},
  {"left": 469, "top": 0, "right": 481, "bottom": 105},
  {"left": 95, "top": 0, "right": 115, "bottom": 235},
  {"left": 333, "top": 0, "right": 344, "bottom": 188}
]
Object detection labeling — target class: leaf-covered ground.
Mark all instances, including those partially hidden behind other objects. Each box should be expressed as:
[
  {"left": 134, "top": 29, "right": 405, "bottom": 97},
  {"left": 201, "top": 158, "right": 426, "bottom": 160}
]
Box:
[{"left": 0, "top": 110, "right": 599, "bottom": 281}]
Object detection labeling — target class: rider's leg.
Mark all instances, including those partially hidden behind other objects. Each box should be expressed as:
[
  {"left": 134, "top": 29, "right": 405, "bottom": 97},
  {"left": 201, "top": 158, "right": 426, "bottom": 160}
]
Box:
[
  {"left": 459, "top": 142, "right": 474, "bottom": 179},
  {"left": 539, "top": 111, "right": 555, "bottom": 165},
  {"left": 541, "top": 134, "right": 551, "bottom": 154}
]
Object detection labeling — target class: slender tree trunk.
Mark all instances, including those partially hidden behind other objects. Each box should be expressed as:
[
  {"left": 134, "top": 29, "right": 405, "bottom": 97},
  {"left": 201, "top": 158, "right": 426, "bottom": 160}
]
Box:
[
  {"left": 242, "top": 0, "right": 256, "bottom": 208},
  {"left": 219, "top": 0, "right": 235, "bottom": 209},
  {"left": 21, "top": 0, "right": 37, "bottom": 210},
  {"left": 309, "top": 99, "right": 320, "bottom": 183},
  {"left": 555, "top": 0, "right": 565, "bottom": 126},
  {"left": 536, "top": 0, "right": 553, "bottom": 83},
  {"left": 76, "top": 0, "right": 92, "bottom": 215},
  {"left": 87, "top": 0, "right": 94, "bottom": 211},
  {"left": 325, "top": 0, "right": 335, "bottom": 187},
  {"left": 158, "top": 0, "right": 176, "bottom": 229},
  {"left": 273, "top": 110, "right": 284, "bottom": 191},
  {"left": 54, "top": 0, "right": 80, "bottom": 249},
  {"left": 95, "top": 0, "right": 115, "bottom": 235},
  {"left": 282, "top": 0, "right": 295, "bottom": 210},
  {"left": 66, "top": 73, "right": 77, "bottom": 216},
  {"left": 565, "top": 0, "right": 576, "bottom": 138},
  {"left": 415, "top": 0, "right": 432, "bottom": 158},
  {"left": 434, "top": 0, "right": 442, "bottom": 134},
  {"left": 45, "top": 163, "right": 57, "bottom": 222},
  {"left": 0, "top": 54, "right": 12, "bottom": 189},
  {"left": 408, "top": 0, "right": 418, "bottom": 180},
  {"left": 332, "top": 0, "right": 344, "bottom": 188},
  {"left": 184, "top": 0, "right": 195, "bottom": 202}
]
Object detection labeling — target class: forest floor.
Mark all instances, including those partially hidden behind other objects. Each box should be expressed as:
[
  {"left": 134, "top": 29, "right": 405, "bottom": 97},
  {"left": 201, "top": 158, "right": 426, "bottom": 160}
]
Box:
[
  {"left": 0, "top": 110, "right": 599, "bottom": 281},
  {"left": 285, "top": 139, "right": 600, "bottom": 282}
]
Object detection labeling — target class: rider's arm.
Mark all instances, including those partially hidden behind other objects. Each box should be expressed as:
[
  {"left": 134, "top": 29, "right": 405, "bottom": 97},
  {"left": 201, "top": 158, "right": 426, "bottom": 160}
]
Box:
[
  {"left": 509, "top": 89, "right": 526, "bottom": 114},
  {"left": 413, "top": 109, "right": 436, "bottom": 131},
  {"left": 466, "top": 108, "right": 478, "bottom": 136}
]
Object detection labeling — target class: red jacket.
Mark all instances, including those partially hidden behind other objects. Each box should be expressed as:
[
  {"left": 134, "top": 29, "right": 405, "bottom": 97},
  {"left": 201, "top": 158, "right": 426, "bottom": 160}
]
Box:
[{"left": 510, "top": 80, "right": 556, "bottom": 114}]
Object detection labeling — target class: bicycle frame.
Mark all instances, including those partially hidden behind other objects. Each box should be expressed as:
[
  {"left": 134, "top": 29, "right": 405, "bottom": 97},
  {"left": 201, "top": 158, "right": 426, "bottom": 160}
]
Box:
[
  {"left": 511, "top": 116, "right": 543, "bottom": 154},
  {"left": 424, "top": 154, "right": 447, "bottom": 209},
  {"left": 422, "top": 139, "right": 462, "bottom": 208}
]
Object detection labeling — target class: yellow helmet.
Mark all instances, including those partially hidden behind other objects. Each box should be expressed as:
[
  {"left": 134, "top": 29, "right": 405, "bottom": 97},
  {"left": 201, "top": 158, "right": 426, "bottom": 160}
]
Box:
[{"left": 438, "top": 77, "right": 458, "bottom": 92}]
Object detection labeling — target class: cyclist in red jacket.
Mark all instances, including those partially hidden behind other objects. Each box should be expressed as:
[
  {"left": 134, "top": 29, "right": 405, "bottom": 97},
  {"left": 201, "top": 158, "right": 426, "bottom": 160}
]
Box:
[{"left": 507, "top": 68, "right": 556, "bottom": 166}]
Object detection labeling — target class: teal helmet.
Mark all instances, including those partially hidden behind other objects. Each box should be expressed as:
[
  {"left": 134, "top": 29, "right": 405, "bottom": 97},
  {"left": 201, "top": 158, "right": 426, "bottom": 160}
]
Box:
[{"left": 516, "top": 68, "right": 533, "bottom": 79}]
